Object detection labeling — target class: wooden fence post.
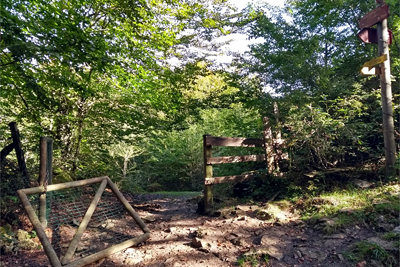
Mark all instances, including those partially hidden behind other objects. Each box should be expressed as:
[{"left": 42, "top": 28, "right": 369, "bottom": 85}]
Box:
[
  {"left": 203, "top": 134, "right": 213, "bottom": 214},
  {"left": 9, "top": 122, "right": 30, "bottom": 187},
  {"left": 46, "top": 138, "right": 53, "bottom": 228},
  {"left": 263, "top": 117, "right": 275, "bottom": 174},
  {"left": 39, "top": 137, "right": 48, "bottom": 228},
  {"left": 46, "top": 138, "right": 53, "bottom": 186},
  {"left": 274, "top": 103, "right": 282, "bottom": 172}
]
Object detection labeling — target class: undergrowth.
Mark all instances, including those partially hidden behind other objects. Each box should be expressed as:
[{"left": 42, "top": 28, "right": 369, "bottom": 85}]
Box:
[
  {"left": 217, "top": 169, "right": 399, "bottom": 233},
  {"left": 344, "top": 241, "right": 397, "bottom": 267}
]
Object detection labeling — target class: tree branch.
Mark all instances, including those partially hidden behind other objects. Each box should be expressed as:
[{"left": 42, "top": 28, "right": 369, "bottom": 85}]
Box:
[{"left": 0, "top": 61, "right": 17, "bottom": 67}]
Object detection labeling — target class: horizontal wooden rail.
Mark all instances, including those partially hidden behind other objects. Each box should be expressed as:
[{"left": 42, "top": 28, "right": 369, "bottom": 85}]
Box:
[
  {"left": 64, "top": 233, "right": 150, "bottom": 267},
  {"left": 205, "top": 136, "right": 264, "bottom": 147},
  {"left": 205, "top": 174, "right": 257, "bottom": 185},
  {"left": 19, "top": 176, "right": 107, "bottom": 195},
  {"left": 207, "top": 154, "right": 265, "bottom": 164}
]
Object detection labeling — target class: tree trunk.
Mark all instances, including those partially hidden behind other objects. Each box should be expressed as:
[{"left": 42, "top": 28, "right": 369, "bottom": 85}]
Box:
[
  {"left": 9, "top": 122, "right": 30, "bottom": 187},
  {"left": 0, "top": 143, "right": 15, "bottom": 165}
]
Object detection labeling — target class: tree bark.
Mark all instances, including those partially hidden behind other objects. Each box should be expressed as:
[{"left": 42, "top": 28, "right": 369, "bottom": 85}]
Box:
[
  {"left": 9, "top": 122, "right": 30, "bottom": 187},
  {"left": 0, "top": 143, "right": 15, "bottom": 165}
]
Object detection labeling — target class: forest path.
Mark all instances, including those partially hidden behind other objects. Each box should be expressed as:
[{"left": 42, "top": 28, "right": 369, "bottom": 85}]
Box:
[
  {"left": 95, "top": 193, "right": 370, "bottom": 267},
  {"left": 0, "top": 193, "right": 383, "bottom": 267}
]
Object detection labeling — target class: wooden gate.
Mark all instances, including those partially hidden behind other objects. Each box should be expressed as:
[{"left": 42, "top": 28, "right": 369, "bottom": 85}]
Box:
[{"left": 203, "top": 117, "right": 287, "bottom": 213}]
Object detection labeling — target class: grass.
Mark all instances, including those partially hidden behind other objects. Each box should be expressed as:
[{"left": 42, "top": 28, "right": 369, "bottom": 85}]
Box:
[
  {"left": 237, "top": 254, "right": 261, "bottom": 267},
  {"left": 344, "top": 241, "right": 397, "bottom": 267},
  {"left": 382, "top": 232, "right": 400, "bottom": 249},
  {"left": 382, "top": 232, "right": 400, "bottom": 241},
  {"left": 295, "top": 183, "right": 400, "bottom": 231}
]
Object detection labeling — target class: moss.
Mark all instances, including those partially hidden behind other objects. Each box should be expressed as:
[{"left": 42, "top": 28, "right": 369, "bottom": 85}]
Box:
[
  {"left": 0, "top": 224, "right": 13, "bottom": 236},
  {"left": 16, "top": 229, "right": 29, "bottom": 241},
  {"left": 52, "top": 168, "right": 73, "bottom": 184}
]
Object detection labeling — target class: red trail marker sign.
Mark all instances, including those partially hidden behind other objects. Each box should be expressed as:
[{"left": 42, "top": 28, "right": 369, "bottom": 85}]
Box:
[{"left": 357, "top": 28, "right": 393, "bottom": 45}]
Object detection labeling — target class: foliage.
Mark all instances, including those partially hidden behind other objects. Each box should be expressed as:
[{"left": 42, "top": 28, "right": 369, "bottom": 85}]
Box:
[
  {"left": 130, "top": 105, "right": 262, "bottom": 191},
  {"left": 0, "top": 0, "right": 241, "bottom": 180},
  {"left": 237, "top": 252, "right": 269, "bottom": 267},
  {"left": 243, "top": 0, "right": 380, "bottom": 96},
  {"left": 0, "top": 0, "right": 398, "bottom": 202},
  {"left": 237, "top": 254, "right": 258, "bottom": 267}
]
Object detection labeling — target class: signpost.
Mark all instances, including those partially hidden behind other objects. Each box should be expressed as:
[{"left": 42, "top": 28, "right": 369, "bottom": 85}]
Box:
[
  {"left": 358, "top": 1, "right": 396, "bottom": 177},
  {"left": 357, "top": 28, "right": 393, "bottom": 45},
  {"left": 360, "top": 67, "right": 380, "bottom": 76},
  {"left": 358, "top": 4, "right": 389, "bottom": 29},
  {"left": 362, "top": 54, "right": 387, "bottom": 70}
]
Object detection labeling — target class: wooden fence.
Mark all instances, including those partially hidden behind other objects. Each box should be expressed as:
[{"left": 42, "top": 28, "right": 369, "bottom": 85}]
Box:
[{"left": 203, "top": 117, "right": 287, "bottom": 213}]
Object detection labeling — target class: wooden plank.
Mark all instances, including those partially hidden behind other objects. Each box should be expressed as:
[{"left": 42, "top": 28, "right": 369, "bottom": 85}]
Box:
[
  {"left": 362, "top": 54, "right": 387, "bottom": 69},
  {"left": 205, "top": 174, "right": 257, "bottom": 185},
  {"left": 207, "top": 154, "right": 265, "bottom": 164},
  {"left": 21, "top": 176, "right": 107, "bottom": 195},
  {"left": 62, "top": 179, "right": 108, "bottom": 265},
  {"left": 106, "top": 177, "right": 150, "bottom": 233},
  {"left": 205, "top": 136, "right": 264, "bottom": 147},
  {"left": 17, "top": 190, "right": 62, "bottom": 267},
  {"left": 359, "top": 4, "right": 389, "bottom": 29},
  {"left": 64, "top": 233, "right": 150, "bottom": 267}
]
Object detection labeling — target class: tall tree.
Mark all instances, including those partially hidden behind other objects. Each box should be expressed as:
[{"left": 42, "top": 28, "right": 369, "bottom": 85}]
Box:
[
  {"left": 231, "top": 0, "right": 399, "bottom": 170},
  {"left": 242, "top": 0, "right": 381, "bottom": 97},
  {"left": 0, "top": 0, "right": 240, "bottom": 178}
]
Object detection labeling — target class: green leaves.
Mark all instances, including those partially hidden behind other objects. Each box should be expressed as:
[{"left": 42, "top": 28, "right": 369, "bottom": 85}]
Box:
[
  {"left": 241, "top": 0, "right": 381, "bottom": 96},
  {"left": 1, "top": 0, "right": 242, "bottom": 180}
]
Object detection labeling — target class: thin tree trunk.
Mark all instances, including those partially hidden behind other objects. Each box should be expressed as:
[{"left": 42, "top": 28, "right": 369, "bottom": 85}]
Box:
[
  {"left": 0, "top": 143, "right": 15, "bottom": 165},
  {"left": 9, "top": 122, "right": 30, "bottom": 187}
]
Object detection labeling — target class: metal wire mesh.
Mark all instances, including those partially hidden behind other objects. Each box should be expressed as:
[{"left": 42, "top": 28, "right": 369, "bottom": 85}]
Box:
[{"left": 29, "top": 183, "right": 142, "bottom": 261}]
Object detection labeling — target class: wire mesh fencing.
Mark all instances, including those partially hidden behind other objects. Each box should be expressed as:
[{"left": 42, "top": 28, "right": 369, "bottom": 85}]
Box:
[{"left": 18, "top": 176, "right": 150, "bottom": 267}]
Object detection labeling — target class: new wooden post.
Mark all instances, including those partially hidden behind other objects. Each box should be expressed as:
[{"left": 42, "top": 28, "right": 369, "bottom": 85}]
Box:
[
  {"left": 203, "top": 134, "right": 213, "bottom": 214},
  {"left": 376, "top": 10, "right": 396, "bottom": 177},
  {"left": 39, "top": 137, "right": 48, "bottom": 228}
]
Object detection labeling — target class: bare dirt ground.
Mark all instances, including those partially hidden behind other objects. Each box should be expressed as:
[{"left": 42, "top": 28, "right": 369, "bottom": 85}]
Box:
[{"left": 0, "top": 193, "right": 397, "bottom": 267}]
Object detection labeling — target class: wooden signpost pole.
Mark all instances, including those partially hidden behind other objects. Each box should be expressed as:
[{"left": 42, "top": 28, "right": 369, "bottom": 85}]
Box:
[
  {"left": 358, "top": 0, "right": 396, "bottom": 177},
  {"left": 376, "top": 17, "right": 396, "bottom": 176}
]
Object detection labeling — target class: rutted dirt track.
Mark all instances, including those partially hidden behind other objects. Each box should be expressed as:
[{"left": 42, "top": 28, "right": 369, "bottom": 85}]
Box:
[{"left": 0, "top": 193, "right": 394, "bottom": 267}]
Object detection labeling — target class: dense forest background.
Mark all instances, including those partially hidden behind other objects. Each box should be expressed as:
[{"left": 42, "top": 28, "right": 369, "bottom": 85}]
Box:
[{"left": 1, "top": 0, "right": 399, "bottom": 195}]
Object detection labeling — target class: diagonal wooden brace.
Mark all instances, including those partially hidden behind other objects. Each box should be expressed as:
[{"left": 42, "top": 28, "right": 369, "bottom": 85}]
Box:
[{"left": 61, "top": 178, "right": 108, "bottom": 264}]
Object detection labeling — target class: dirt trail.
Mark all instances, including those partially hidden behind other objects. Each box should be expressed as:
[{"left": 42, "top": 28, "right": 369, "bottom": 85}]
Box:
[{"left": 0, "top": 193, "right": 390, "bottom": 267}]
